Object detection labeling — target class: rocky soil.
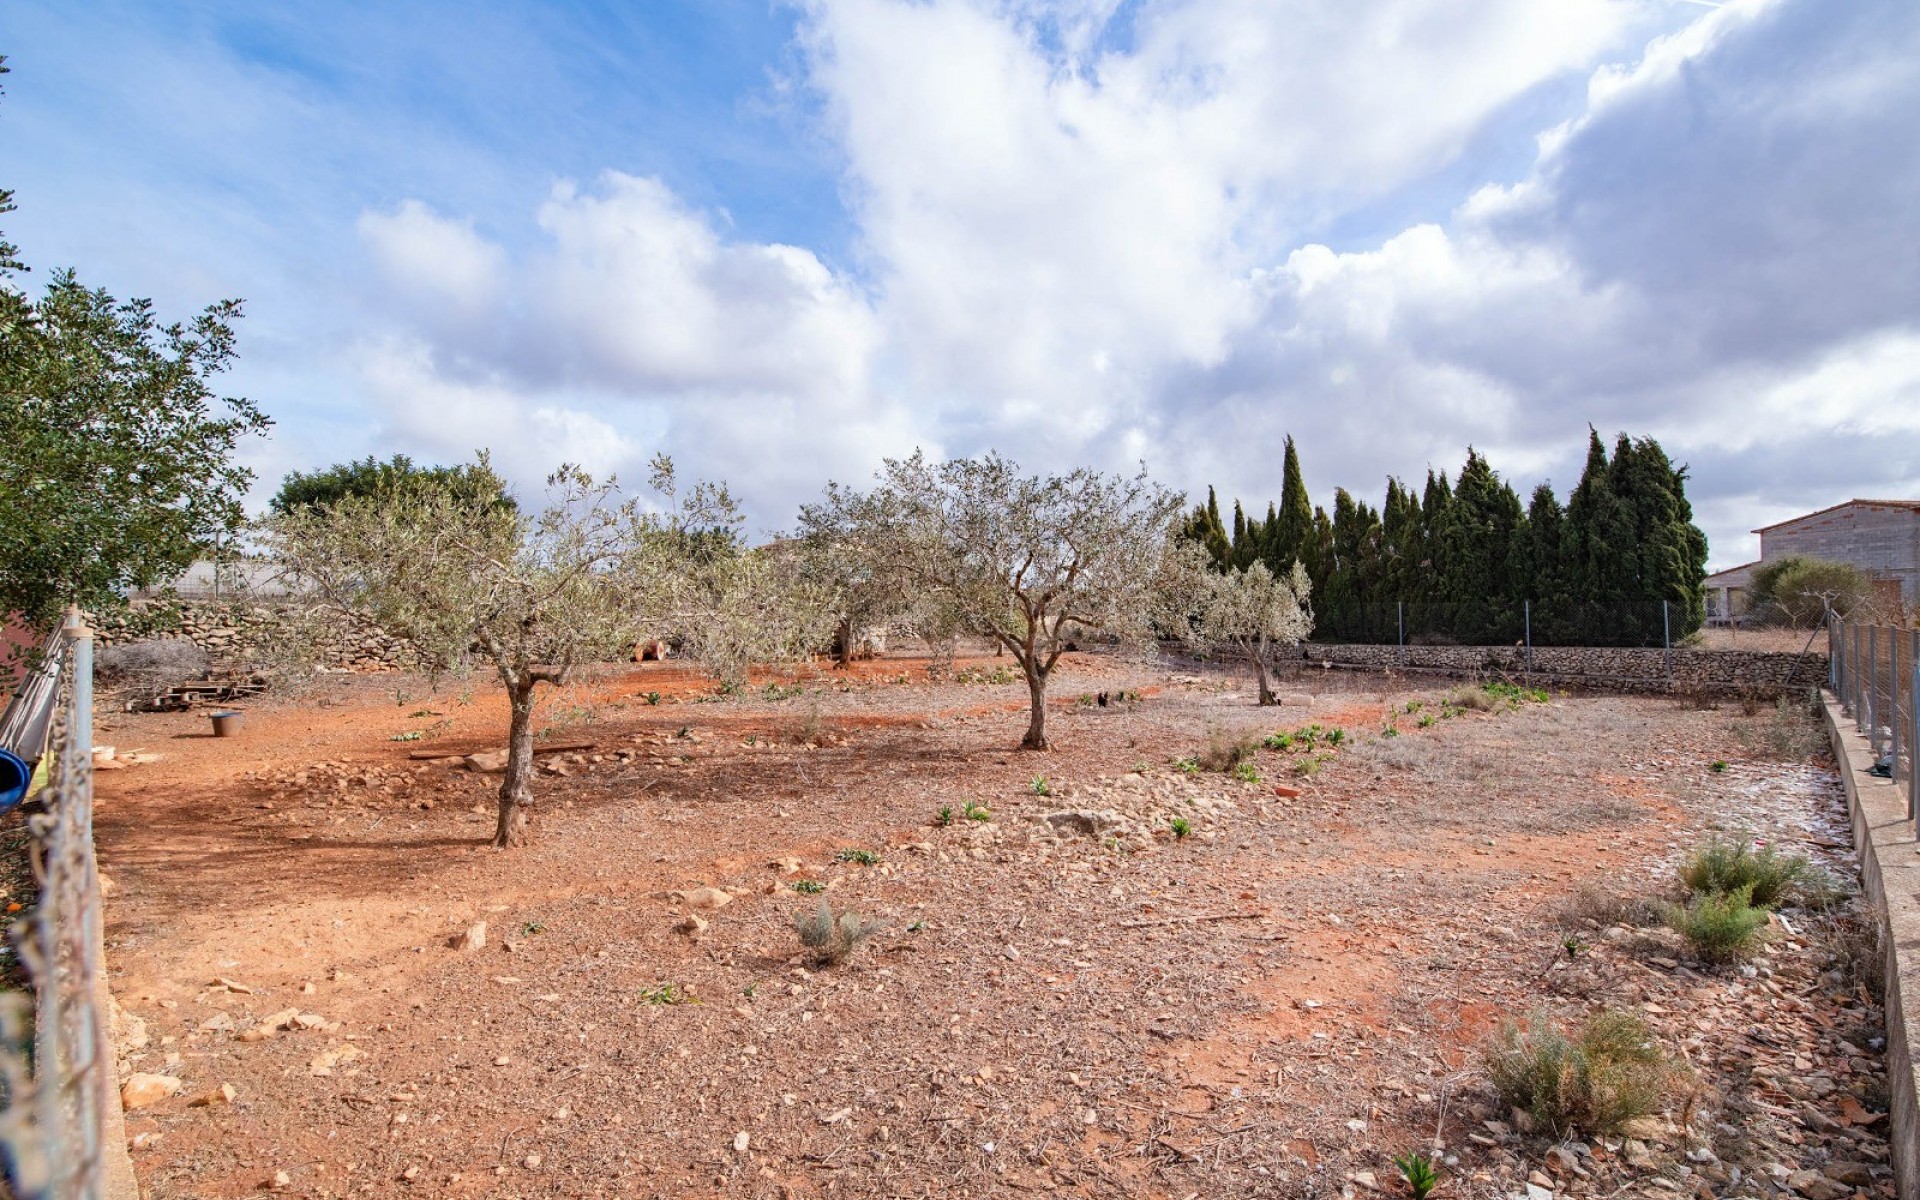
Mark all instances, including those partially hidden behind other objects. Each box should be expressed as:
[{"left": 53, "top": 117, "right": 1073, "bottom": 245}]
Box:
[{"left": 86, "top": 655, "right": 1892, "bottom": 1198}]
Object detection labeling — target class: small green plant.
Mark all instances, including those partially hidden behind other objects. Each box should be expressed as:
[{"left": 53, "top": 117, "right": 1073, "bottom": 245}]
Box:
[
  {"left": 408, "top": 708, "right": 438, "bottom": 719},
  {"left": 642, "top": 691, "right": 662, "bottom": 705},
  {"left": 1664, "top": 886, "right": 1769, "bottom": 963},
  {"left": 1173, "top": 756, "right": 1201, "bottom": 776},
  {"left": 1404, "top": 700, "right": 1424, "bottom": 714},
  {"left": 794, "top": 899, "right": 884, "bottom": 966},
  {"left": 1393, "top": 1151, "right": 1439, "bottom": 1200},
  {"left": 907, "top": 919, "right": 925, "bottom": 933},
  {"left": 1486, "top": 1008, "right": 1668, "bottom": 1137},
  {"left": 638, "top": 982, "right": 697, "bottom": 1005},
  {"left": 743, "top": 982, "right": 757, "bottom": 999},
  {"left": 1680, "top": 835, "right": 1810, "bottom": 909},
  {"left": 519, "top": 920, "right": 546, "bottom": 936},
  {"left": 1381, "top": 726, "right": 1399, "bottom": 738},
  {"left": 1168, "top": 816, "right": 1192, "bottom": 840},
  {"left": 390, "top": 730, "right": 423, "bottom": 742},
  {"left": 1418, "top": 713, "right": 1436, "bottom": 729},
  {"left": 964, "top": 801, "right": 991, "bottom": 823},
  {"left": 1262, "top": 731, "right": 1294, "bottom": 751},
  {"left": 744, "top": 734, "right": 758, "bottom": 746},
  {"left": 1029, "top": 775, "right": 1051, "bottom": 796},
  {"left": 675, "top": 726, "right": 691, "bottom": 738},
  {"left": 1325, "top": 727, "right": 1345, "bottom": 747},
  {"left": 790, "top": 879, "right": 825, "bottom": 895},
  {"left": 1233, "top": 760, "right": 1261, "bottom": 784},
  {"left": 836, "top": 848, "right": 880, "bottom": 866},
  {"left": 936, "top": 805, "right": 955, "bottom": 827},
  {"left": 1709, "top": 760, "right": 1729, "bottom": 773}
]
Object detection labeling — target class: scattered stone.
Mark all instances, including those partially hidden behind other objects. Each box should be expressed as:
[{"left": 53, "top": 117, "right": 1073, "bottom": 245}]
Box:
[
  {"left": 682, "top": 887, "right": 733, "bottom": 911},
  {"left": 307, "top": 1044, "right": 364, "bottom": 1076},
  {"left": 121, "top": 1074, "right": 182, "bottom": 1109},
  {"left": 733, "top": 1131, "right": 751, "bottom": 1154},
  {"left": 463, "top": 751, "right": 508, "bottom": 774},
  {"left": 677, "top": 913, "right": 709, "bottom": 937},
  {"left": 450, "top": 922, "right": 487, "bottom": 952},
  {"left": 189, "top": 1082, "right": 238, "bottom": 1107}
]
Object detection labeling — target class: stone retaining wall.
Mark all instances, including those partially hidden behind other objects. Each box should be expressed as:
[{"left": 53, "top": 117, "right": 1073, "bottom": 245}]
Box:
[
  {"left": 1298, "top": 642, "right": 1824, "bottom": 694},
  {"left": 91, "top": 599, "right": 415, "bottom": 673}
]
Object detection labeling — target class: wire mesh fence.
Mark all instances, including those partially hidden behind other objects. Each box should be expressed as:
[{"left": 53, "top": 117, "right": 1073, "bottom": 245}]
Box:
[
  {"left": 1311, "top": 600, "right": 1688, "bottom": 649},
  {"left": 1831, "top": 615, "right": 1920, "bottom": 829},
  {"left": 1, "top": 616, "right": 121, "bottom": 1199}
]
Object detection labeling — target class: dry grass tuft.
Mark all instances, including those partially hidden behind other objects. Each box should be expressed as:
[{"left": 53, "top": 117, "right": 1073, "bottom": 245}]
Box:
[
  {"left": 794, "top": 900, "right": 884, "bottom": 966},
  {"left": 1485, "top": 1008, "right": 1671, "bottom": 1137},
  {"left": 1198, "top": 729, "right": 1261, "bottom": 773}
]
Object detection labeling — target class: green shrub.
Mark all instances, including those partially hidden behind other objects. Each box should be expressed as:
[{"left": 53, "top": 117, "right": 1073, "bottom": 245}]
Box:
[
  {"left": 1680, "top": 836, "right": 1809, "bottom": 909},
  {"left": 1029, "top": 775, "right": 1051, "bottom": 796},
  {"left": 1485, "top": 1009, "right": 1667, "bottom": 1137},
  {"left": 1665, "top": 887, "right": 1769, "bottom": 963},
  {"left": 835, "top": 847, "right": 879, "bottom": 866},
  {"left": 1168, "top": 816, "right": 1192, "bottom": 840}
]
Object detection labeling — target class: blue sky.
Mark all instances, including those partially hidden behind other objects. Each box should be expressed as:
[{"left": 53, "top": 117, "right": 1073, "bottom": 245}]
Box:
[{"left": 4, "top": 0, "right": 1919, "bottom": 568}]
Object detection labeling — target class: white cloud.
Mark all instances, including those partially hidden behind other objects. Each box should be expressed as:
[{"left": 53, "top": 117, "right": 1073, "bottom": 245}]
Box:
[{"left": 348, "top": 0, "right": 1920, "bottom": 567}]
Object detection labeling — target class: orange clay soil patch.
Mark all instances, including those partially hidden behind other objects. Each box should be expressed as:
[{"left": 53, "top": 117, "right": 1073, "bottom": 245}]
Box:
[{"left": 90, "top": 658, "right": 1886, "bottom": 1199}]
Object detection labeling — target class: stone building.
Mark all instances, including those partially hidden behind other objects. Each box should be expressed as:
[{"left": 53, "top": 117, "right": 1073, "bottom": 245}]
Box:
[{"left": 1706, "top": 499, "right": 1920, "bottom": 623}]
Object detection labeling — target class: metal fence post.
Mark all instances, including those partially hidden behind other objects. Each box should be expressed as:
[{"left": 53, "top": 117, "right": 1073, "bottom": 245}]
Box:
[
  {"left": 1856, "top": 624, "right": 1866, "bottom": 732},
  {"left": 1828, "top": 614, "right": 1839, "bottom": 693},
  {"left": 1911, "top": 662, "right": 1919, "bottom": 826},
  {"left": 1524, "top": 599, "right": 1532, "bottom": 682},
  {"left": 1891, "top": 632, "right": 1903, "bottom": 787},
  {"left": 1662, "top": 600, "right": 1671, "bottom": 684},
  {"left": 1869, "top": 625, "right": 1880, "bottom": 754}
]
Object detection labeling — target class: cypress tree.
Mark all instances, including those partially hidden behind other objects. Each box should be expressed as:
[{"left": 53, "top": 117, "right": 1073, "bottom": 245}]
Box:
[
  {"left": 1271, "top": 436, "right": 1313, "bottom": 573},
  {"left": 1379, "top": 478, "right": 1422, "bottom": 609},
  {"left": 1434, "top": 449, "right": 1524, "bottom": 641},
  {"left": 1522, "top": 482, "right": 1571, "bottom": 642},
  {"left": 1181, "top": 486, "right": 1232, "bottom": 569},
  {"left": 1609, "top": 434, "right": 1709, "bottom": 640}
]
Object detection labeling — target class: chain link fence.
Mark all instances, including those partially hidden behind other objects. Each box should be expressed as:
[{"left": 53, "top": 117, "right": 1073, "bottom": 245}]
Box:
[
  {"left": 1832, "top": 615, "right": 1920, "bottom": 828},
  {"left": 1, "top": 616, "right": 127, "bottom": 1199}
]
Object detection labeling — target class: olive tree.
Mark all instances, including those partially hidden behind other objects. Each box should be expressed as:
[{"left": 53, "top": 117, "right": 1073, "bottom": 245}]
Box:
[
  {"left": 268, "top": 456, "right": 816, "bottom": 847},
  {"left": 267, "top": 463, "right": 646, "bottom": 846},
  {"left": 1191, "top": 561, "right": 1313, "bottom": 705},
  {"left": 809, "top": 452, "right": 1188, "bottom": 750}
]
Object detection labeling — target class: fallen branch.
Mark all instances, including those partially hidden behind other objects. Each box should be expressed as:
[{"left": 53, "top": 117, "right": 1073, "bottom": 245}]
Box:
[{"left": 1118, "top": 911, "right": 1266, "bottom": 929}]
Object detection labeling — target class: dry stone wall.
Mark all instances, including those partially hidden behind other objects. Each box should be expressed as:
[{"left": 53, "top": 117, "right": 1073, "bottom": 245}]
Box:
[
  {"left": 91, "top": 599, "right": 415, "bottom": 673},
  {"left": 1297, "top": 642, "right": 1824, "bottom": 694}
]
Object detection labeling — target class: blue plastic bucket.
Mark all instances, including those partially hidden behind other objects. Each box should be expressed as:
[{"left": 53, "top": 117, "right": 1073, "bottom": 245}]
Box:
[{"left": 0, "top": 749, "right": 30, "bottom": 813}]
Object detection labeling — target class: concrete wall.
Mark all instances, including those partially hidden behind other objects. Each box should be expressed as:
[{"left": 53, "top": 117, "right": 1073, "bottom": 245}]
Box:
[
  {"left": 1299, "top": 642, "right": 1824, "bottom": 693},
  {"left": 1824, "top": 695, "right": 1920, "bottom": 1197},
  {"left": 1764, "top": 503, "right": 1920, "bottom": 606}
]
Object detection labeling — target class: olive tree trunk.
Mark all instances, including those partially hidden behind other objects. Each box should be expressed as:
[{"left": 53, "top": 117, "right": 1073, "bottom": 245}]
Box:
[
  {"left": 1021, "top": 662, "right": 1050, "bottom": 751},
  {"left": 1246, "top": 639, "right": 1277, "bottom": 706},
  {"left": 494, "top": 682, "right": 537, "bottom": 848}
]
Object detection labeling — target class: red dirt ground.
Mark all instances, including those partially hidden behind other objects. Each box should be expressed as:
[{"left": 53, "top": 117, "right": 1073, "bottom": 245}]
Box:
[{"left": 91, "top": 654, "right": 1891, "bottom": 1198}]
